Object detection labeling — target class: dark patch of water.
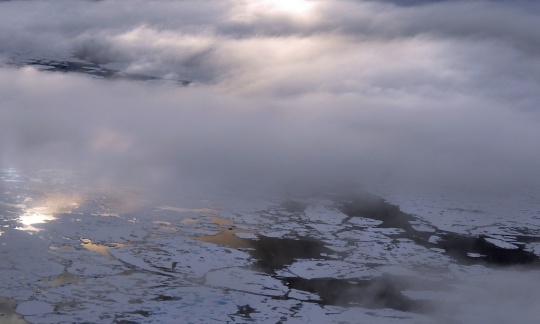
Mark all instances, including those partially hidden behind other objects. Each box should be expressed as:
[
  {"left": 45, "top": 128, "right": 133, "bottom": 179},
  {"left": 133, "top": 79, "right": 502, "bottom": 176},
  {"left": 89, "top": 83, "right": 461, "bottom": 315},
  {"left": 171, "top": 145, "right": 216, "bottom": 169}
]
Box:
[
  {"left": 438, "top": 234, "right": 539, "bottom": 266},
  {"left": 236, "top": 304, "right": 258, "bottom": 318},
  {"left": 339, "top": 195, "right": 417, "bottom": 232},
  {"left": 153, "top": 295, "right": 182, "bottom": 301},
  {"left": 340, "top": 196, "right": 540, "bottom": 267},
  {"left": 283, "top": 276, "right": 426, "bottom": 312},
  {"left": 247, "top": 236, "right": 334, "bottom": 273},
  {"left": 281, "top": 200, "right": 308, "bottom": 213}
]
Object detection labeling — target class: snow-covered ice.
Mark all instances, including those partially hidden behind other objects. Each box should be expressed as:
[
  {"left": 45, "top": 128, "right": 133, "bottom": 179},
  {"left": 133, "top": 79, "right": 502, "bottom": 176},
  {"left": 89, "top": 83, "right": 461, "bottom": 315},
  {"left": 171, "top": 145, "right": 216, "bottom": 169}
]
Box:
[{"left": 1, "top": 169, "right": 540, "bottom": 323}]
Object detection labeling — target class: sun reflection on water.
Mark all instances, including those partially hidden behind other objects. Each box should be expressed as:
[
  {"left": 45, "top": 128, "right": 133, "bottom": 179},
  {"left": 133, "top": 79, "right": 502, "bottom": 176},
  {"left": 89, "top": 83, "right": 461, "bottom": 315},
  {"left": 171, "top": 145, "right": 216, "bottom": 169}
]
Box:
[
  {"left": 16, "top": 196, "right": 81, "bottom": 232},
  {"left": 16, "top": 209, "right": 57, "bottom": 232},
  {"left": 80, "top": 238, "right": 133, "bottom": 258}
]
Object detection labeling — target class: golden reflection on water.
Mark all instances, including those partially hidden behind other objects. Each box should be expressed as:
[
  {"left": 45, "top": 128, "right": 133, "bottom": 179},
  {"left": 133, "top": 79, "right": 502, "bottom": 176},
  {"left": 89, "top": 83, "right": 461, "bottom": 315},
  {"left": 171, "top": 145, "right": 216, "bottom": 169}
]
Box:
[
  {"left": 196, "top": 228, "right": 254, "bottom": 249},
  {"left": 16, "top": 195, "right": 81, "bottom": 232},
  {"left": 195, "top": 216, "right": 256, "bottom": 249},
  {"left": 80, "top": 238, "right": 133, "bottom": 258}
]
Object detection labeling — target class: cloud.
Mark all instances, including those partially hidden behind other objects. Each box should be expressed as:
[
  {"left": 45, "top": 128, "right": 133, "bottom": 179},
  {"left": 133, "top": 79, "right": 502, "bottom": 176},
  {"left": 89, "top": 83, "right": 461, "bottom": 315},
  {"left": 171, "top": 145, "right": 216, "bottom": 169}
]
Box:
[
  {"left": 0, "top": 0, "right": 539, "bottom": 199},
  {"left": 1, "top": 65, "right": 539, "bottom": 199},
  {"left": 426, "top": 266, "right": 540, "bottom": 323}
]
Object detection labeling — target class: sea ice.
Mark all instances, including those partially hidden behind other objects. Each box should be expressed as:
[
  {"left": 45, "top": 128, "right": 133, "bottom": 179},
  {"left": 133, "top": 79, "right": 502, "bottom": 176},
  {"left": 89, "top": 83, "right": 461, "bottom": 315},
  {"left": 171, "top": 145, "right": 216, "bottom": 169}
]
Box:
[{"left": 16, "top": 301, "right": 54, "bottom": 316}]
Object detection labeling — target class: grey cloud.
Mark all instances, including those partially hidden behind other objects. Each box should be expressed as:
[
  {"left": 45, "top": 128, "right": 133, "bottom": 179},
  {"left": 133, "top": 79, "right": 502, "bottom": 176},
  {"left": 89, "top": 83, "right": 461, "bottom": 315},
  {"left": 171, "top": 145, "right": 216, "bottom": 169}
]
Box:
[
  {"left": 73, "top": 37, "right": 129, "bottom": 64},
  {"left": 1, "top": 67, "right": 539, "bottom": 200},
  {"left": 1, "top": 0, "right": 540, "bottom": 198},
  {"left": 3, "top": 0, "right": 540, "bottom": 99}
]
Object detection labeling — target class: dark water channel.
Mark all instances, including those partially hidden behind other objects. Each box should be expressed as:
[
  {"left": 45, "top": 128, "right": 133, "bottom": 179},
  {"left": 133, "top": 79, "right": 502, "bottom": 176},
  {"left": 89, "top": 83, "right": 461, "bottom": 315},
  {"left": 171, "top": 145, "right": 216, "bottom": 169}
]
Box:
[{"left": 196, "top": 195, "right": 540, "bottom": 313}]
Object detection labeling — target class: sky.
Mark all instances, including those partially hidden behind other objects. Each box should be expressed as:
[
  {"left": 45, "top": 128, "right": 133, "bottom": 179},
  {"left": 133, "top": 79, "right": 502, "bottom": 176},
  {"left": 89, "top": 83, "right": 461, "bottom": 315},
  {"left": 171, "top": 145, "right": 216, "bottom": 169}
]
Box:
[{"left": 1, "top": 0, "right": 540, "bottom": 199}]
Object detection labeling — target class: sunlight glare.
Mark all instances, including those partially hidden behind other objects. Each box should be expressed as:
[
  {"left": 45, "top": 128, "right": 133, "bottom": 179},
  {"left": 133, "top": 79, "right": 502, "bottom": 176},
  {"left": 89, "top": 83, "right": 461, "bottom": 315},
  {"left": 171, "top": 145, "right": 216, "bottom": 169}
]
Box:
[
  {"left": 270, "top": 0, "right": 314, "bottom": 14},
  {"left": 17, "top": 210, "right": 57, "bottom": 232},
  {"left": 15, "top": 198, "right": 80, "bottom": 232},
  {"left": 250, "top": 0, "right": 315, "bottom": 16}
]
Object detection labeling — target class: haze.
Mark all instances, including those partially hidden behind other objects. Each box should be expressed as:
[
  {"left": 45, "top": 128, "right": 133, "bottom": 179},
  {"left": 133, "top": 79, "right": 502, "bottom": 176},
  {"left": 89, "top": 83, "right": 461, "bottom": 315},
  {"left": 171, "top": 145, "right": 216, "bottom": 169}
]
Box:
[{"left": 1, "top": 0, "right": 540, "bottom": 197}]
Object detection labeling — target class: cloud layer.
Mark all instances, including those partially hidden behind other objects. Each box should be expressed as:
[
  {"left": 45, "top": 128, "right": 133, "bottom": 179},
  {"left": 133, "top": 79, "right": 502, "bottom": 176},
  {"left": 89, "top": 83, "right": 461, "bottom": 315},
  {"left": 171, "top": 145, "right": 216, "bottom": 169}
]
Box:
[{"left": 1, "top": 0, "right": 540, "bottom": 197}]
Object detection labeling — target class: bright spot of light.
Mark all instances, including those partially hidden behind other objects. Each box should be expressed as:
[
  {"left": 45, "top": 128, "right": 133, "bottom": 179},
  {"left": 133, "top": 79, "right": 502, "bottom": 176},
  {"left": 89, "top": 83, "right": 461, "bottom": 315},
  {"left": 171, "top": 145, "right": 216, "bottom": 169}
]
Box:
[
  {"left": 237, "top": 0, "right": 317, "bottom": 20},
  {"left": 264, "top": 0, "right": 315, "bottom": 15},
  {"left": 16, "top": 208, "right": 57, "bottom": 232}
]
